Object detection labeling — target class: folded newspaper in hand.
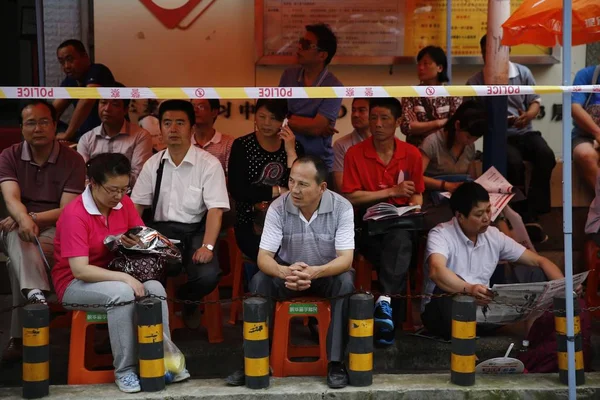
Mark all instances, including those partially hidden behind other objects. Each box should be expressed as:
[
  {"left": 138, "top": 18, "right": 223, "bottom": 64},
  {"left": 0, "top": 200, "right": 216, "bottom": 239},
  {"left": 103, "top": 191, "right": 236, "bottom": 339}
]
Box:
[
  {"left": 362, "top": 203, "right": 421, "bottom": 221},
  {"left": 441, "top": 167, "right": 515, "bottom": 221},
  {"left": 476, "top": 271, "right": 589, "bottom": 324}
]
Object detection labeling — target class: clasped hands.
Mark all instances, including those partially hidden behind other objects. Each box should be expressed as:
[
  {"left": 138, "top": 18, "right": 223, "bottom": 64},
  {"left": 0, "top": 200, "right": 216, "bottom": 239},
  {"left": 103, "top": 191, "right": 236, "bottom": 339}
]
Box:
[{"left": 282, "top": 262, "right": 318, "bottom": 291}]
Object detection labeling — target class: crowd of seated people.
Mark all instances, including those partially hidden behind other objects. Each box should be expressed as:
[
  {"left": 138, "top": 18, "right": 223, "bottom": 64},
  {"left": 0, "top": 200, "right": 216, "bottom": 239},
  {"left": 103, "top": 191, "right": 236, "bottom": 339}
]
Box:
[{"left": 1, "top": 25, "right": 597, "bottom": 393}]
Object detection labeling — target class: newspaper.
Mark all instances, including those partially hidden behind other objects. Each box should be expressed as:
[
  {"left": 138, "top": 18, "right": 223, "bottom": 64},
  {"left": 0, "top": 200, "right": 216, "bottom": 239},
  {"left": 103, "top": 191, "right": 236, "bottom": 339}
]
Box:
[
  {"left": 477, "top": 271, "right": 589, "bottom": 324},
  {"left": 441, "top": 166, "right": 515, "bottom": 221},
  {"left": 362, "top": 203, "right": 421, "bottom": 221}
]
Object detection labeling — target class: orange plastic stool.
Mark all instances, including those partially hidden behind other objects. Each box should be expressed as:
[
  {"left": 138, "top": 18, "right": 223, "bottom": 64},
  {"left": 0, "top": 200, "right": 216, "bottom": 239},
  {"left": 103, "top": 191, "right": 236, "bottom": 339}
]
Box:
[
  {"left": 270, "top": 298, "right": 330, "bottom": 377},
  {"left": 217, "top": 227, "right": 245, "bottom": 325},
  {"left": 584, "top": 240, "right": 600, "bottom": 319},
  {"left": 67, "top": 311, "right": 114, "bottom": 385},
  {"left": 166, "top": 275, "right": 224, "bottom": 343}
]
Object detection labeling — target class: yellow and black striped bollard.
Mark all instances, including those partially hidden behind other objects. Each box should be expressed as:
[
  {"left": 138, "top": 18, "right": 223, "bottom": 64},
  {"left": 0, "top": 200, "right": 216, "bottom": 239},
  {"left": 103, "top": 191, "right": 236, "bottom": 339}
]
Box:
[
  {"left": 348, "top": 293, "right": 374, "bottom": 386},
  {"left": 244, "top": 297, "right": 269, "bottom": 389},
  {"left": 451, "top": 296, "right": 476, "bottom": 386},
  {"left": 137, "top": 298, "right": 165, "bottom": 392},
  {"left": 554, "top": 295, "right": 585, "bottom": 385},
  {"left": 22, "top": 303, "right": 50, "bottom": 399}
]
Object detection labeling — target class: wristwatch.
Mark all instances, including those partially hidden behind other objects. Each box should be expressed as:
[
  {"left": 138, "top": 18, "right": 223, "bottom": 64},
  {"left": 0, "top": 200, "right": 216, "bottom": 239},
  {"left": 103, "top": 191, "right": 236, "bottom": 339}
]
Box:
[
  {"left": 28, "top": 212, "right": 37, "bottom": 222},
  {"left": 202, "top": 244, "right": 214, "bottom": 252}
]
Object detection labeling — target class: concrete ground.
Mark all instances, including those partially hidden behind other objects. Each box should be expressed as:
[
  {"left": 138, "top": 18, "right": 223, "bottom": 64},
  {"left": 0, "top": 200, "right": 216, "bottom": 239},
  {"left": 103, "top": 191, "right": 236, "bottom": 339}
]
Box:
[{"left": 2, "top": 374, "right": 600, "bottom": 399}]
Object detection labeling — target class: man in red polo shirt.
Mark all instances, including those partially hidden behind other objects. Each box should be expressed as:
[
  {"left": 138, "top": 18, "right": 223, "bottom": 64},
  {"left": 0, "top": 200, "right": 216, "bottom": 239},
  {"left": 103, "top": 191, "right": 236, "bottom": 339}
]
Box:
[
  {"left": 342, "top": 97, "right": 424, "bottom": 346},
  {"left": 0, "top": 100, "right": 85, "bottom": 364}
]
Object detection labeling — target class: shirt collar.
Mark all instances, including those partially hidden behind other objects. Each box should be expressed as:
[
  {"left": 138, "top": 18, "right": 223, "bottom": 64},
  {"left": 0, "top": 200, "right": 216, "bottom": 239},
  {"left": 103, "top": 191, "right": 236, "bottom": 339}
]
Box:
[
  {"left": 82, "top": 185, "right": 123, "bottom": 215},
  {"left": 192, "top": 130, "right": 221, "bottom": 147},
  {"left": 451, "top": 217, "right": 482, "bottom": 247},
  {"left": 163, "top": 144, "right": 196, "bottom": 167},
  {"left": 363, "top": 136, "right": 406, "bottom": 163},
  {"left": 296, "top": 67, "right": 330, "bottom": 87},
  {"left": 98, "top": 120, "right": 129, "bottom": 138},
  {"left": 351, "top": 129, "right": 369, "bottom": 146},
  {"left": 508, "top": 62, "right": 519, "bottom": 79},
  {"left": 284, "top": 190, "right": 335, "bottom": 215},
  {"left": 21, "top": 140, "right": 60, "bottom": 165}
]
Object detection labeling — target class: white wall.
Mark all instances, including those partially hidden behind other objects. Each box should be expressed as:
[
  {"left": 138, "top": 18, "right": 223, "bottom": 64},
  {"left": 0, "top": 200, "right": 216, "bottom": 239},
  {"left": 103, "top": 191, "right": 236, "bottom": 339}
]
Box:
[{"left": 94, "top": 0, "right": 587, "bottom": 159}]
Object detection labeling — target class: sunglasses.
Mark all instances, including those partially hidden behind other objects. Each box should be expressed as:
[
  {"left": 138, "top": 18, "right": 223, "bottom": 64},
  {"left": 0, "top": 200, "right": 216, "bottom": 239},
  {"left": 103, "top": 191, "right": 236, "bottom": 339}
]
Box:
[{"left": 298, "top": 38, "right": 323, "bottom": 51}]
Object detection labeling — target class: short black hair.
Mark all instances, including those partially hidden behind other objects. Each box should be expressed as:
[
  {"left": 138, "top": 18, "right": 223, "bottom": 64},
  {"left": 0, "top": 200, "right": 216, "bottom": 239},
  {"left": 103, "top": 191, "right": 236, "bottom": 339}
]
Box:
[
  {"left": 445, "top": 100, "right": 487, "bottom": 149},
  {"left": 293, "top": 155, "right": 329, "bottom": 185},
  {"left": 369, "top": 98, "right": 402, "bottom": 120},
  {"left": 255, "top": 99, "right": 288, "bottom": 122},
  {"left": 158, "top": 100, "right": 195, "bottom": 126},
  {"left": 57, "top": 39, "right": 87, "bottom": 55},
  {"left": 480, "top": 34, "right": 487, "bottom": 49},
  {"left": 417, "top": 46, "right": 449, "bottom": 83},
  {"left": 19, "top": 101, "right": 57, "bottom": 125},
  {"left": 352, "top": 98, "right": 370, "bottom": 108},
  {"left": 86, "top": 153, "right": 131, "bottom": 185},
  {"left": 450, "top": 182, "right": 490, "bottom": 218},
  {"left": 306, "top": 23, "right": 337, "bottom": 66}
]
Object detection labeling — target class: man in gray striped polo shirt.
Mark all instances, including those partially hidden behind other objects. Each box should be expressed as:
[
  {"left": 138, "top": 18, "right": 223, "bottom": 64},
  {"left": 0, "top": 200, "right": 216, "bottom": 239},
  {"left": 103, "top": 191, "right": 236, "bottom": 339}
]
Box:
[{"left": 226, "top": 155, "right": 355, "bottom": 389}]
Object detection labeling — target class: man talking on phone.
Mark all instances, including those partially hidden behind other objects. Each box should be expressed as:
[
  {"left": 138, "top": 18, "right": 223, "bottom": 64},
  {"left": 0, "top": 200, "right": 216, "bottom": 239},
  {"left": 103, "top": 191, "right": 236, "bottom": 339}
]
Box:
[{"left": 421, "top": 182, "right": 564, "bottom": 340}]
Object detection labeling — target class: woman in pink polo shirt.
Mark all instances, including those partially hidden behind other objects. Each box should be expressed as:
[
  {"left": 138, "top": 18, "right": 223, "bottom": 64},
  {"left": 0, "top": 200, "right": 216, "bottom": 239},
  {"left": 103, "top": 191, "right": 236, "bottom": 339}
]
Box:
[{"left": 51, "top": 153, "right": 179, "bottom": 393}]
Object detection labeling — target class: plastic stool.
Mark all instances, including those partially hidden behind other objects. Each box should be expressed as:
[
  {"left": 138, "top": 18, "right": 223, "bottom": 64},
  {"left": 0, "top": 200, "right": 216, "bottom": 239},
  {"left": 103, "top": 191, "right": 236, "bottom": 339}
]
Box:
[
  {"left": 67, "top": 311, "right": 114, "bottom": 385},
  {"left": 166, "top": 275, "right": 224, "bottom": 343},
  {"left": 270, "top": 298, "right": 330, "bottom": 377},
  {"left": 217, "top": 227, "right": 244, "bottom": 325},
  {"left": 584, "top": 240, "right": 600, "bottom": 319}
]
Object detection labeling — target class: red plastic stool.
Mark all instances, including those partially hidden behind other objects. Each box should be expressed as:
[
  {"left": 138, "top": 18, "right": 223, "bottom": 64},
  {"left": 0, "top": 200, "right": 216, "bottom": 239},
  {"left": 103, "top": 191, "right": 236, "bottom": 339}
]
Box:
[
  {"left": 584, "top": 240, "right": 600, "bottom": 319},
  {"left": 270, "top": 298, "right": 330, "bottom": 377},
  {"left": 67, "top": 311, "right": 114, "bottom": 385},
  {"left": 166, "top": 275, "right": 224, "bottom": 343}
]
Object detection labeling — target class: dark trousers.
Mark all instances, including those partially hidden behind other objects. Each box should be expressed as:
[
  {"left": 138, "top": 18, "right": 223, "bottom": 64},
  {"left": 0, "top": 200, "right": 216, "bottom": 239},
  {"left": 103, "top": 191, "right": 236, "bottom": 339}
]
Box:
[
  {"left": 150, "top": 221, "right": 221, "bottom": 301},
  {"left": 249, "top": 270, "right": 355, "bottom": 362},
  {"left": 506, "top": 131, "right": 556, "bottom": 220},
  {"left": 421, "top": 264, "right": 547, "bottom": 340},
  {"left": 359, "top": 228, "right": 413, "bottom": 323},
  {"left": 234, "top": 224, "right": 260, "bottom": 262}
]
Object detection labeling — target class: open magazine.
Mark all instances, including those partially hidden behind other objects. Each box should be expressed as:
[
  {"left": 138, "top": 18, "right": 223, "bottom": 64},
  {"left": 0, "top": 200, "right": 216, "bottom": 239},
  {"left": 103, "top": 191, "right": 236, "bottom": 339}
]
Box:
[
  {"left": 362, "top": 203, "right": 422, "bottom": 221},
  {"left": 477, "top": 271, "right": 589, "bottom": 324},
  {"left": 441, "top": 166, "right": 515, "bottom": 221}
]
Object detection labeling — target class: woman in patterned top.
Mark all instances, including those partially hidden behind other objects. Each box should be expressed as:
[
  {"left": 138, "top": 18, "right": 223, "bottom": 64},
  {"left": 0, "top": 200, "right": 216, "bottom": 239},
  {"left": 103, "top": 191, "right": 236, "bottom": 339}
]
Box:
[
  {"left": 228, "top": 99, "right": 303, "bottom": 261},
  {"left": 400, "top": 46, "right": 462, "bottom": 147}
]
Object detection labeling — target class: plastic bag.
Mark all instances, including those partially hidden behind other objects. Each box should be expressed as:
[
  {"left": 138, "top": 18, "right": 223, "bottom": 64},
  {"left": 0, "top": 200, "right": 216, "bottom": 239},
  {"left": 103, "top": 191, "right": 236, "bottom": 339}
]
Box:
[{"left": 163, "top": 335, "right": 186, "bottom": 383}]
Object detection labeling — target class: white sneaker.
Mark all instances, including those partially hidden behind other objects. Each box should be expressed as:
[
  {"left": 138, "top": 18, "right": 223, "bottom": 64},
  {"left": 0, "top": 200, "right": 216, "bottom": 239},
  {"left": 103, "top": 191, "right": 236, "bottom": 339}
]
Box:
[
  {"left": 172, "top": 368, "right": 190, "bottom": 383},
  {"left": 115, "top": 373, "right": 141, "bottom": 393}
]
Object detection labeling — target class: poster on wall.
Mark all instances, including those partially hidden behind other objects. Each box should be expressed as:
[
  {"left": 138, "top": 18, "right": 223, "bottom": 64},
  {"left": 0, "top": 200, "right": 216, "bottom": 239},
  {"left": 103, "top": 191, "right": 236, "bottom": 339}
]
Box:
[{"left": 255, "top": 0, "right": 559, "bottom": 65}]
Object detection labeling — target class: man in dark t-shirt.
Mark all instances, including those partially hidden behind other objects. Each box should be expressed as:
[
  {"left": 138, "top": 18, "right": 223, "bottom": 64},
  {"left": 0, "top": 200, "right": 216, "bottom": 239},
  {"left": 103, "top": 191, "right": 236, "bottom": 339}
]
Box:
[{"left": 52, "top": 39, "right": 115, "bottom": 142}]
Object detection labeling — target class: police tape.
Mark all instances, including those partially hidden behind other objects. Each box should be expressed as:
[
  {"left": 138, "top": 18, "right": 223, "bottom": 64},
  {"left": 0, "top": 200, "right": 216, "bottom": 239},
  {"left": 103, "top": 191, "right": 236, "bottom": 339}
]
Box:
[{"left": 2, "top": 85, "right": 600, "bottom": 100}]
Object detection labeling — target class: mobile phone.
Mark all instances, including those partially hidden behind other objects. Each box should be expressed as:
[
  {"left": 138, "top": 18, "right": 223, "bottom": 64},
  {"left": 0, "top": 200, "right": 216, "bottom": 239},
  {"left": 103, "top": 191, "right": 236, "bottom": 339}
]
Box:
[{"left": 282, "top": 118, "right": 288, "bottom": 128}]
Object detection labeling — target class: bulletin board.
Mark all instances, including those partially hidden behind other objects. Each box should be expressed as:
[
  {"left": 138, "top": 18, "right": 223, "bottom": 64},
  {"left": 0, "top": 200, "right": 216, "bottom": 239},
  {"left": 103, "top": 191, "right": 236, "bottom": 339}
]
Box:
[{"left": 255, "top": 0, "right": 560, "bottom": 65}]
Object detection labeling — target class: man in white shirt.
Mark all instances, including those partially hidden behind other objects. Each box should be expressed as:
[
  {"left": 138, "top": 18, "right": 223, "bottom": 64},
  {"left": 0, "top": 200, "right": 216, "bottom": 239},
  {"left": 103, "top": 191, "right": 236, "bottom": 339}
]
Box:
[
  {"left": 78, "top": 89, "right": 153, "bottom": 187},
  {"left": 421, "top": 182, "right": 564, "bottom": 339},
  {"left": 332, "top": 98, "right": 370, "bottom": 192},
  {"left": 131, "top": 100, "right": 230, "bottom": 328}
]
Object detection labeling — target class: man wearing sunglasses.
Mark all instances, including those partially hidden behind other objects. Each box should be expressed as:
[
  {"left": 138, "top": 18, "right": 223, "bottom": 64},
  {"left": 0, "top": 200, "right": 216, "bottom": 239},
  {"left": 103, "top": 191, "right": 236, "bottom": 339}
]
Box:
[
  {"left": 0, "top": 101, "right": 86, "bottom": 364},
  {"left": 279, "top": 23, "right": 343, "bottom": 174}
]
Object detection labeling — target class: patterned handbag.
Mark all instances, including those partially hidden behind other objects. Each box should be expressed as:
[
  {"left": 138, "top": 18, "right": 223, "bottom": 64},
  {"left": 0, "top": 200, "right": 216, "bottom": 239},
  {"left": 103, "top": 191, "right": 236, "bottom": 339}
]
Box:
[{"left": 108, "top": 252, "right": 167, "bottom": 283}]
